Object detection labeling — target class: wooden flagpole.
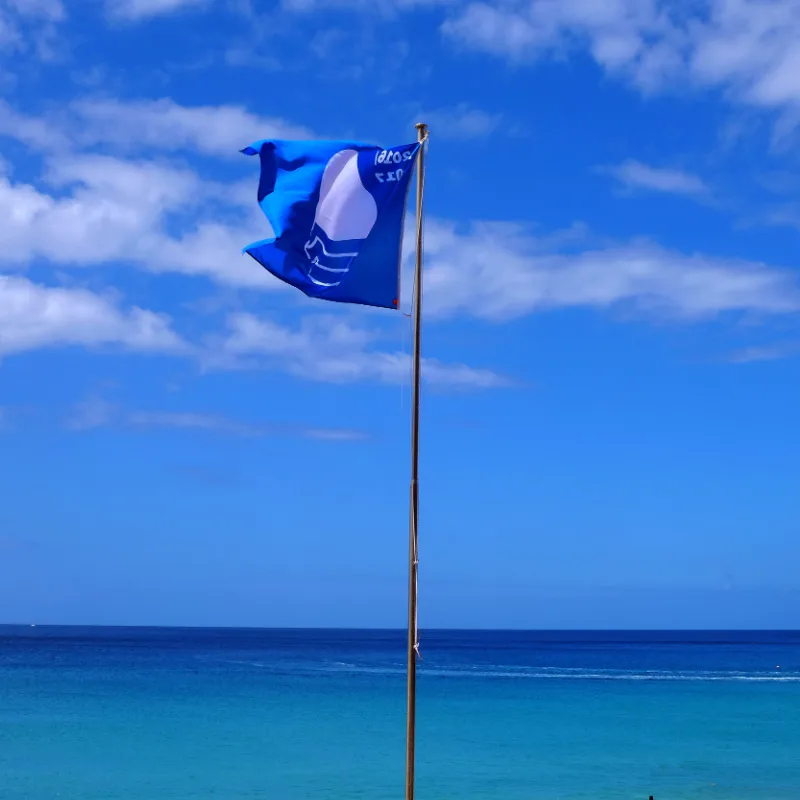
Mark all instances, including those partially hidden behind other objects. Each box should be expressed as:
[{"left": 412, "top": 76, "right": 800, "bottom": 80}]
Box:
[{"left": 405, "top": 121, "right": 428, "bottom": 800}]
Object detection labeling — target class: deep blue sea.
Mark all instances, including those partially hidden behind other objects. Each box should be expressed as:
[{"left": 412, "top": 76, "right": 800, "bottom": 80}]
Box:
[{"left": 1, "top": 628, "right": 799, "bottom": 799}]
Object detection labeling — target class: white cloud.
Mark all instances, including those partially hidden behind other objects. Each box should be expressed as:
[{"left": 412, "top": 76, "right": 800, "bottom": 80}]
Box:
[
  {"left": 67, "top": 397, "right": 368, "bottom": 440},
  {"left": 416, "top": 219, "right": 800, "bottom": 321},
  {"left": 442, "top": 0, "right": 672, "bottom": 67},
  {"left": 70, "top": 98, "right": 314, "bottom": 158},
  {"left": 0, "top": 97, "right": 299, "bottom": 288},
  {"left": 0, "top": 277, "right": 505, "bottom": 388},
  {"left": 0, "top": 97, "right": 314, "bottom": 159},
  {"left": 414, "top": 103, "right": 503, "bottom": 140},
  {"left": 0, "top": 154, "right": 273, "bottom": 288},
  {"left": 603, "top": 160, "right": 709, "bottom": 196},
  {"left": 213, "top": 311, "right": 510, "bottom": 388},
  {"left": 0, "top": 275, "right": 186, "bottom": 357},
  {"left": 104, "top": 0, "right": 209, "bottom": 21},
  {"left": 690, "top": 0, "right": 800, "bottom": 109},
  {"left": 0, "top": 274, "right": 505, "bottom": 389},
  {"left": 0, "top": 100, "right": 72, "bottom": 151},
  {"left": 441, "top": 0, "right": 800, "bottom": 117}
]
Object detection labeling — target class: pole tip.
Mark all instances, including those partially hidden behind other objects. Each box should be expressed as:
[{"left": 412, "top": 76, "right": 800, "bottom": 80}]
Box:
[{"left": 415, "top": 122, "right": 428, "bottom": 139}]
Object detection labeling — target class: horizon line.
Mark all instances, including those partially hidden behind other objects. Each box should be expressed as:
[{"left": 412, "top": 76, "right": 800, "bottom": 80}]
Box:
[{"left": 2, "top": 623, "right": 798, "bottom": 633}]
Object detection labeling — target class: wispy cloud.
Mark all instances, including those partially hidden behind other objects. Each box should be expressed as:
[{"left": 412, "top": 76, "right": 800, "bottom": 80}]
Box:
[
  {"left": 602, "top": 160, "right": 709, "bottom": 197},
  {"left": 0, "top": 0, "right": 64, "bottom": 44},
  {"left": 212, "top": 312, "right": 511, "bottom": 389},
  {"left": 128, "top": 410, "right": 369, "bottom": 441},
  {"left": 70, "top": 97, "right": 314, "bottom": 157},
  {"left": 727, "top": 342, "right": 800, "bottom": 364},
  {"left": 0, "top": 275, "right": 187, "bottom": 358},
  {"left": 440, "top": 0, "right": 800, "bottom": 124},
  {"left": 66, "top": 396, "right": 369, "bottom": 441},
  {"left": 411, "top": 103, "right": 504, "bottom": 140},
  {"left": 0, "top": 152, "right": 271, "bottom": 288},
  {"left": 0, "top": 0, "right": 64, "bottom": 72},
  {"left": 2, "top": 217, "right": 508, "bottom": 383},
  {"left": 104, "top": 0, "right": 210, "bottom": 22},
  {"left": 65, "top": 395, "right": 117, "bottom": 430},
  {"left": 0, "top": 97, "right": 315, "bottom": 159},
  {"left": 283, "top": 0, "right": 451, "bottom": 12},
  {"left": 0, "top": 274, "right": 510, "bottom": 388},
  {"left": 0, "top": 98, "right": 311, "bottom": 288},
  {"left": 0, "top": 100, "right": 73, "bottom": 151},
  {"left": 415, "top": 219, "right": 800, "bottom": 322},
  {"left": 3, "top": 0, "right": 63, "bottom": 20},
  {"left": 762, "top": 203, "right": 800, "bottom": 231}
]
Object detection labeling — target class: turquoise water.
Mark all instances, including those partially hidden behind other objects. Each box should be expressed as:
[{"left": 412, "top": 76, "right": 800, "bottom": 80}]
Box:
[{"left": 1, "top": 628, "right": 799, "bottom": 799}]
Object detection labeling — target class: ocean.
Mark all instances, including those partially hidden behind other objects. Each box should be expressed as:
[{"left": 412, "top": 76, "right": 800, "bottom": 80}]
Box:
[{"left": 1, "top": 628, "right": 799, "bottom": 799}]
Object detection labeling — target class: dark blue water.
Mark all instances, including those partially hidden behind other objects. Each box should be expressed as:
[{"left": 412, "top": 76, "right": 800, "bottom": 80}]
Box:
[{"left": 2, "top": 627, "right": 799, "bottom": 798}]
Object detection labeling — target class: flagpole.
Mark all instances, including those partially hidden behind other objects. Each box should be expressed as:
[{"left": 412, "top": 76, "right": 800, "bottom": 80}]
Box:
[{"left": 405, "top": 121, "right": 427, "bottom": 800}]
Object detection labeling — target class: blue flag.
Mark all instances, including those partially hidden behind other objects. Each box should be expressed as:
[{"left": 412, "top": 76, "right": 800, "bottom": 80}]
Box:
[{"left": 242, "top": 139, "right": 421, "bottom": 309}]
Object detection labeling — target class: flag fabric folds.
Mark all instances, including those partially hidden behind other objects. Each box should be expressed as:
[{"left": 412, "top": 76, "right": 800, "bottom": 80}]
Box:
[{"left": 242, "top": 138, "right": 421, "bottom": 309}]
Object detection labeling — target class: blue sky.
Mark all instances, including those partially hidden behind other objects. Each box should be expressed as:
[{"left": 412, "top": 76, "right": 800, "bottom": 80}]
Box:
[{"left": 1, "top": 0, "right": 800, "bottom": 629}]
